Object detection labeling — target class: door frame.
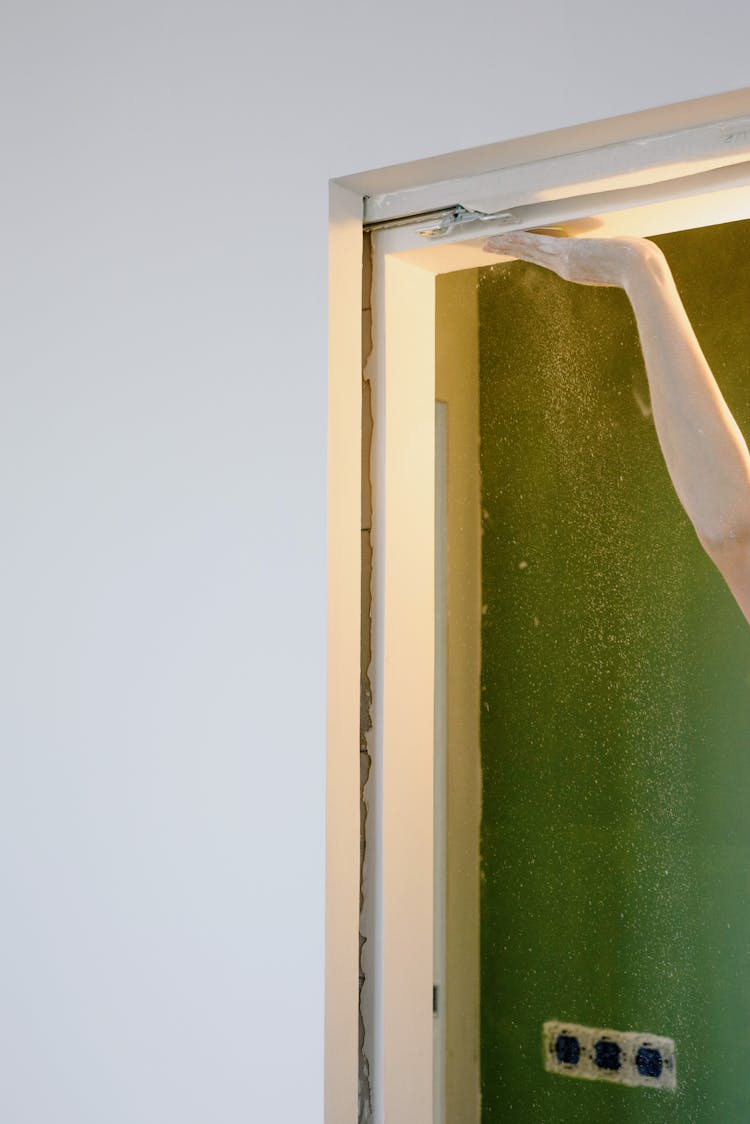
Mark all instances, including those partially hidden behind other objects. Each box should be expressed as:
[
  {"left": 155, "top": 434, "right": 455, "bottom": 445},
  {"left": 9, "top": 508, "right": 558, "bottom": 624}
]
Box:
[{"left": 326, "top": 85, "right": 750, "bottom": 1124}]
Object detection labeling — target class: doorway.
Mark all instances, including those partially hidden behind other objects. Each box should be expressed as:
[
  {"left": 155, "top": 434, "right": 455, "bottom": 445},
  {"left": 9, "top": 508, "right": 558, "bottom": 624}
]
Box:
[
  {"left": 327, "top": 86, "right": 750, "bottom": 1124},
  {"left": 433, "top": 218, "right": 750, "bottom": 1122}
]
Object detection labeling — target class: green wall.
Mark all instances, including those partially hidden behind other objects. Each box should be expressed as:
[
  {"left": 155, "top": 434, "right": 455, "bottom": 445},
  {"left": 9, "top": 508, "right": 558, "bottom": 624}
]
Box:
[{"left": 477, "top": 219, "right": 750, "bottom": 1121}]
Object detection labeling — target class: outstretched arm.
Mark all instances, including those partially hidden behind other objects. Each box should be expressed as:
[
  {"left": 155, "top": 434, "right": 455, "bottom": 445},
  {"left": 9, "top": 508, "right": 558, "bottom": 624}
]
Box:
[{"left": 484, "top": 231, "right": 750, "bottom": 625}]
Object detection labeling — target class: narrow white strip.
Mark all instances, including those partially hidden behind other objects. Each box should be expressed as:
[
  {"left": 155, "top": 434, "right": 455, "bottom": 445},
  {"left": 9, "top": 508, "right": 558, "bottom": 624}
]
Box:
[{"left": 364, "top": 112, "right": 750, "bottom": 224}]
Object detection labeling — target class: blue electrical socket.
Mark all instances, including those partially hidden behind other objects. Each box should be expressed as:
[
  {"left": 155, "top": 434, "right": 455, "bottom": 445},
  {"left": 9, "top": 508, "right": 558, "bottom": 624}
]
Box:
[{"left": 543, "top": 1020, "right": 676, "bottom": 1090}]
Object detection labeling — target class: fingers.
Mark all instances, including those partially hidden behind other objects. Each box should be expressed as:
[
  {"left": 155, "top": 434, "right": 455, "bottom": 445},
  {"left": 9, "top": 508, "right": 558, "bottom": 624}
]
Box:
[
  {"left": 483, "top": 231, "right": 638, "bottom": 287},
  {"left": 484, "top": 231, "right": 559, "bottom": 256},
  {"left": 484, "top": 231, "right": 569, "bottom": 271},
  {"left": 483, "top": 232, "right": 525, "bottom": 256}
]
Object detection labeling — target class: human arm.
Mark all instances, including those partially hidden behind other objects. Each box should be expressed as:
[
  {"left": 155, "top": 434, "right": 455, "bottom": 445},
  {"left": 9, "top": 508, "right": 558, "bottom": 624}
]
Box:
[{"left": 483, "top": 231, "right": 750, "bottom": 624}]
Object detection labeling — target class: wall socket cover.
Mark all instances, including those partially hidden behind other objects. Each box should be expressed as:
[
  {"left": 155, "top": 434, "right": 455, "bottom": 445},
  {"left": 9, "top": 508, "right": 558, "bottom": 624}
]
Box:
[{"left": 543, "top": 1020, "right": 676, "bottom": 1091}]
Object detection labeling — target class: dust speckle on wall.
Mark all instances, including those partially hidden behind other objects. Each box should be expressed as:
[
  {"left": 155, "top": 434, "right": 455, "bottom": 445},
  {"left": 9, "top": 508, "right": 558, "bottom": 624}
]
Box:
[{"left": 474, "top": 218, "right": 750, "bottom": 1122}]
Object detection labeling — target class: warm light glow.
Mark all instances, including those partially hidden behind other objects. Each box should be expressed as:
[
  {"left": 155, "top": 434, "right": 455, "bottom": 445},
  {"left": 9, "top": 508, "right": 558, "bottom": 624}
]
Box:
[
  {"left": 469, "top": 153, "right": 750, "bottom": 212},
  {"left": 573, "top": 185, "right": 750, "bottom": 239},
  {"left": 387, "top": 184, "right": 750, "bottom": 276}
]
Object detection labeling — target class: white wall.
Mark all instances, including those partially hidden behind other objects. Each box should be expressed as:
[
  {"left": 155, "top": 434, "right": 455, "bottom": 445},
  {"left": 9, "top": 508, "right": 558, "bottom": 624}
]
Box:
[{"left": 0, "top": 1, "right": 748, "bottom": 1120}]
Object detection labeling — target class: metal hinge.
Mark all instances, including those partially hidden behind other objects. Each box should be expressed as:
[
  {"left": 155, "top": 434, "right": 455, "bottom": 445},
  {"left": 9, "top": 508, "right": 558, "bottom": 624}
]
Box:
[
  {"left": 364, "top": 203, "right": 520, "bottom": 238},
  {"left": 417, "top": 204, "right": 519, "bottom": 239}
]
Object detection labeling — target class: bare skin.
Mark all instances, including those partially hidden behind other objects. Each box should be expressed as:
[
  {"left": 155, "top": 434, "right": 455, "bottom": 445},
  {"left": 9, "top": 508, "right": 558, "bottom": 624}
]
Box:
[{"left": 484, "top": 231, "right": 750, "bottom": 626}]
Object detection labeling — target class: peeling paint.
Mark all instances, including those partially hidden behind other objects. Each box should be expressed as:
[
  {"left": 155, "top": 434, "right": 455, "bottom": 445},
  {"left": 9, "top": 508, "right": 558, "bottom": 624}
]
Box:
[{"left": 359, "top": 234, "right": 374, "bottom": 1124}]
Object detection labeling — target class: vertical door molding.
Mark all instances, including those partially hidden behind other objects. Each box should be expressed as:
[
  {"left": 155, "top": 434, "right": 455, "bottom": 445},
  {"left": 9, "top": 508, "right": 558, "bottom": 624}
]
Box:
[
  {"left": 368, "top": 250, "right": 437, "bottom": 1124},
  {"left": 326, "top": 181, "right": 364, "bottom": 1123}
]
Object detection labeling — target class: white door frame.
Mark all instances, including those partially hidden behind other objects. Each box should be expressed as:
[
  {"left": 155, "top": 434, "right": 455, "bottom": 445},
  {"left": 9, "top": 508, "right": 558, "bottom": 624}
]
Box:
[{"left": 326, "top": 85, "right": 750, "bottom": 1124}]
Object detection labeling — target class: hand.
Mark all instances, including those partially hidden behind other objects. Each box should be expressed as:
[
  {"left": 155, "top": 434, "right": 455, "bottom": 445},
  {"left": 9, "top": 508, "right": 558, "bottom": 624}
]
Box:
[{"left": 483, "top": 231, "right": 664, "bottom": 291}]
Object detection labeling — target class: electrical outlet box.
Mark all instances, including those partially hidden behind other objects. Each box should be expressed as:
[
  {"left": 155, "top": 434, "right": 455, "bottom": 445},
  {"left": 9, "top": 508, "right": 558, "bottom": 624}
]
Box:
[{"left": 543, "top": 1020, "right": 676, "bottom": 1091}]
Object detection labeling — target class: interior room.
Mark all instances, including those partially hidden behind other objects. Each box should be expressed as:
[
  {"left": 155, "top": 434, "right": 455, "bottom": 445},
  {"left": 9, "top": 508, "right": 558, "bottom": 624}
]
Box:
[{"left": 433, "top": 216, "right": 750, "bottom": 1121}]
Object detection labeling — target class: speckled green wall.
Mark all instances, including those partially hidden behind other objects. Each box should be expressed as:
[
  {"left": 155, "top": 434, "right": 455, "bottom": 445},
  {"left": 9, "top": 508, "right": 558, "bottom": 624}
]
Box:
[{"left": 478, "top": 219, "right": 750, "bottom": 1122}]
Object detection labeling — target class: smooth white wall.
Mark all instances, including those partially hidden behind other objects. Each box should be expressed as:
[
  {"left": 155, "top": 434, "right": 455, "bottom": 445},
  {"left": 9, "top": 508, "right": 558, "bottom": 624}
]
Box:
[{"left": 0, "top": 1, "right": 748, "bottom": 1120}]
